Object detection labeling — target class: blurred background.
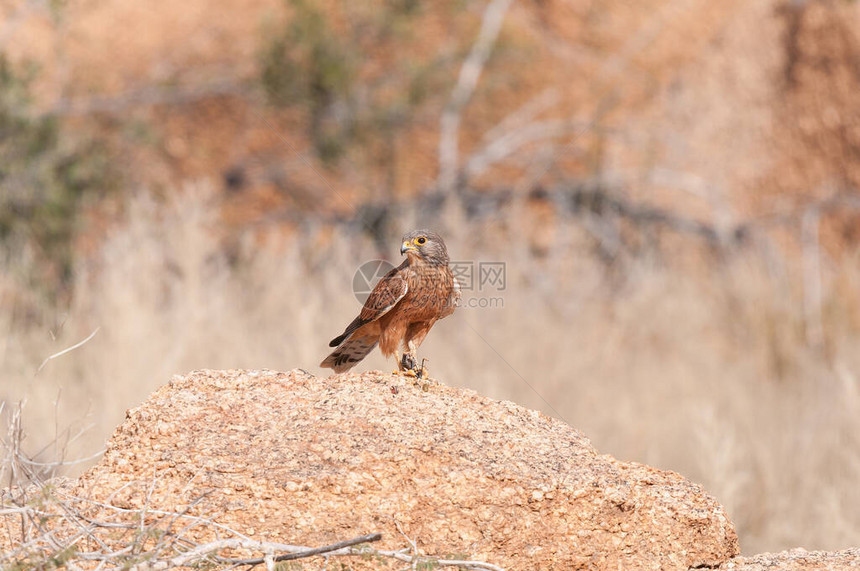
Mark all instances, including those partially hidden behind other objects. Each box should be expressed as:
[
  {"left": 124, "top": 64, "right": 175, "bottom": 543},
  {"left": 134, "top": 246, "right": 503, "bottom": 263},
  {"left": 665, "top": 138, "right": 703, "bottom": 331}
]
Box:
[{"left": 1, "top": 0, "right": 859, "bottom": 555}]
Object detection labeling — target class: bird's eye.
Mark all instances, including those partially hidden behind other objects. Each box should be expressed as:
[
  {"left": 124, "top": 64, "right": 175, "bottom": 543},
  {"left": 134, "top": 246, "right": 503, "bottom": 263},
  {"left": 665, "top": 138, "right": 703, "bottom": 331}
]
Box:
[{"left": 416, "top": 236, "right": 427, "bottom": 245}]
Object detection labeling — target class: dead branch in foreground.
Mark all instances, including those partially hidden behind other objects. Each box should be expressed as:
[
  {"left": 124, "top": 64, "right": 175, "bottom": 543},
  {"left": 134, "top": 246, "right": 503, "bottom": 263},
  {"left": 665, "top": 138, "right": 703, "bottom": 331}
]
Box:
[
  {"left": 1, "top": 487, "right": 507, "bottom": 570},
  {"left": 127, "top": 533, "right": 382, "bottom": 570},
  {"left": 1, "top": 398, "right": 506, "bottom": 570},
  {"left": 1, "top": 470, "right": 505, "bottom": 570}
]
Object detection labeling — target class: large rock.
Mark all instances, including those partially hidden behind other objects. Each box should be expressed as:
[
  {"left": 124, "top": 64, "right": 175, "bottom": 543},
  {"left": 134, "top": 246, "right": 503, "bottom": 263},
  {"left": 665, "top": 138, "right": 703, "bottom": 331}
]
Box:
[{"left": 73, "top": 368, "right": 737, "bottom": 569}]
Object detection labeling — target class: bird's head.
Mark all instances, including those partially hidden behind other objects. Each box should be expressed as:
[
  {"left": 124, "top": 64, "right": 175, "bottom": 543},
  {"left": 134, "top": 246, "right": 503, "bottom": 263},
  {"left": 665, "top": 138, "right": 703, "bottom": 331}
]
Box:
[{"left": 400, "top": 229, "right": 449, "bottom": 266}]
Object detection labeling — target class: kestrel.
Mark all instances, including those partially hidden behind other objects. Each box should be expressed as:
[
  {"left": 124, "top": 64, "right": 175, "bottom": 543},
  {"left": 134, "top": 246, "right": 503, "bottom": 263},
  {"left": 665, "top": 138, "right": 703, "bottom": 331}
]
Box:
[{"left": 321, "top": 230, "right": 460, "bottom": 377}]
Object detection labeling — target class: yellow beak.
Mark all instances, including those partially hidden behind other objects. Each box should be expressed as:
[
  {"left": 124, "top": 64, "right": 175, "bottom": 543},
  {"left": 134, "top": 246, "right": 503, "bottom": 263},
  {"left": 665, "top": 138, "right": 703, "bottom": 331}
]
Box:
[{"left": 401, "top": 241, "right": 417, "bottom": 254}]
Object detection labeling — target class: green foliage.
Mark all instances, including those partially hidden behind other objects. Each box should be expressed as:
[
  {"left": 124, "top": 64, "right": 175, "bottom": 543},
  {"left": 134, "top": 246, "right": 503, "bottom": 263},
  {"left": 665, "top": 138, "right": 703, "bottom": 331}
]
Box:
[
  {"left": 48, "top": 545, "right": 78, "bottom": 568},
  {"left": 6, "top": 545, "right": 78, "bottom": 570},
  {"left": 0, "top": 53, "right": 116, "bottom": 293},
  {"left": 260, "top": 1, "right": 354, "bottom": 110},
  {"left": 258, "top": 0, "right": 459, "bottom": 171},
  {"left": 259, "top": 0, "right": 356, "bottom": 164}
]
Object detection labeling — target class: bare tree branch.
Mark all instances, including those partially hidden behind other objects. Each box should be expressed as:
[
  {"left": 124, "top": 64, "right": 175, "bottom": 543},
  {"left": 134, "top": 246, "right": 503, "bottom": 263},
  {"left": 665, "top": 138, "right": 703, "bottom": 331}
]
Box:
[
  {"left": 479, "top": 88, "right": 560, "bottom": 145},
  {"left": 47, "top": 79, "right": 251, "bottom": 117},
  {"left": 464, "top": 119, "right": 574, "bottom": 181},
  {"left": 438, "top": 0, "right": 515, "bottom": 194}
]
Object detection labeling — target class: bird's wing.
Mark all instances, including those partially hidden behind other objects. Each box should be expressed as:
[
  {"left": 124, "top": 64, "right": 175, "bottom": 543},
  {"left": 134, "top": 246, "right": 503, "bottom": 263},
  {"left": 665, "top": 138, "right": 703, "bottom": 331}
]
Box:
[
  {"left": 360, "top": 267, "right": 409, "bottom": 321},
  {"left": 328, "top": 266, "right": 409, "bottom": 347}
]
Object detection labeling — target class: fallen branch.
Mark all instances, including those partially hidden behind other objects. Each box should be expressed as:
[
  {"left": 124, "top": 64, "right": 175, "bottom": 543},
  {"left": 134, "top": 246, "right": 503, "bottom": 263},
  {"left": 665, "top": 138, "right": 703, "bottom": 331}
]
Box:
[
  {"left": 214, "top": 533, "right": 382, "bottom": 567},
  {"left": 3, "top": 482, "right": 508, "bottom": 570}
]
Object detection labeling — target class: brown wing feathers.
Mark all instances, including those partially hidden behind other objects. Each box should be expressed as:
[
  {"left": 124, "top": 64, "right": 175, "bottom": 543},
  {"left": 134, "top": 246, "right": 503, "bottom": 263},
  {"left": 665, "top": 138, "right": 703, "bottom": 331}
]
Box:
[{"left": 327, "top": 267, "right": 408, "bottom": 348}]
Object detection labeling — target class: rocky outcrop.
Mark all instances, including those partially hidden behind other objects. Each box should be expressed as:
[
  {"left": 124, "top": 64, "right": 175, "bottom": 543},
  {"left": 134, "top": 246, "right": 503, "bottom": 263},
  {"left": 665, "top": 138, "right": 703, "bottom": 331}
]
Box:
[
  {"left": 7, "top": 368, "right": 859, "bottom": 569},
  {"left": 72, "top": 368, "right": 738, "bottom": 570}
]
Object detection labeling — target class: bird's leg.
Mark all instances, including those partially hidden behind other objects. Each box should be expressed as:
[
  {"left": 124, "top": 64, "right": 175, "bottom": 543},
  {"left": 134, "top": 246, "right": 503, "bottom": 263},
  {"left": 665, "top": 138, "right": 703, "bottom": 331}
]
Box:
[
  {"left": 393, "top": 350, "right": 417, "bottom": 376},
  {"left": 401, "top": 340, "right": 423, "bottom": 378},
  {"left": 400, "top": 352, "right": 418, "bottom": 377},
  {"left": 393, "top": 351, "right": 405, "bottom": 375}
]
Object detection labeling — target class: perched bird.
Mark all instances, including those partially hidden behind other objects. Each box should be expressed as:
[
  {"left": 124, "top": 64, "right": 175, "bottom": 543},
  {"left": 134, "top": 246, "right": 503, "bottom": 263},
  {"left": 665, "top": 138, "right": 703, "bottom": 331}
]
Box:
[{"left": 321, "top": 230, "right": 460, "bottom": 377}]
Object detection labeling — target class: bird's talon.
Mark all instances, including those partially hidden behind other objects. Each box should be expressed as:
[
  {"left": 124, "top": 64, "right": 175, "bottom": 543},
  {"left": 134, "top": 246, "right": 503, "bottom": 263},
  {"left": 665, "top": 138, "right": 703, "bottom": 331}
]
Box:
[{"left": 400, "top": 353, "right": 417, "bottom": 372}]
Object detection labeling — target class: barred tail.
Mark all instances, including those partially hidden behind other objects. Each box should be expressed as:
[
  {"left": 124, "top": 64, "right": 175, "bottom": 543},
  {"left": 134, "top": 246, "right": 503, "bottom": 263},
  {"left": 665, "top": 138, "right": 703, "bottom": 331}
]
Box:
[{"left": 320, "top": 334, "right": 379, "bottom": 373}]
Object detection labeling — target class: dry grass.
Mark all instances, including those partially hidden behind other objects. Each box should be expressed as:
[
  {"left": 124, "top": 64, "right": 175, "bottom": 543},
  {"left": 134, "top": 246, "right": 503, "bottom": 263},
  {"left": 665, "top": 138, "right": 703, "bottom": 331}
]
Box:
[{"left": 2, "top": 186, "right": 860, "bottom": 555}]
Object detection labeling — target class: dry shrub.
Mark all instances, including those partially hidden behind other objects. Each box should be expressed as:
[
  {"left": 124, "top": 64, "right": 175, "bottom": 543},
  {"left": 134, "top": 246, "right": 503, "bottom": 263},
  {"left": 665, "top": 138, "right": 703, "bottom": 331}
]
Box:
[{"left": 2, "top": 186, "right": 860, "bottom": 554}]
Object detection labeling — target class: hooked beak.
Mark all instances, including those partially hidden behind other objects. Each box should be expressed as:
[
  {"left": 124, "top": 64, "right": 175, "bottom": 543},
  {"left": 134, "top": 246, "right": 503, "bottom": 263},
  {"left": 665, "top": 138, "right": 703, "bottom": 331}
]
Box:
[{"left": 401, "top": 241, "right": 417, "bottom": 255}]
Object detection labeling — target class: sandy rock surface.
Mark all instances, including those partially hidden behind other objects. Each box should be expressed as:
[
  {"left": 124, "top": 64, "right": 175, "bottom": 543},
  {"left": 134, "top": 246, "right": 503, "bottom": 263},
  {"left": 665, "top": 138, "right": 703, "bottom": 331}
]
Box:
[
  {"left": 719, "top": 547, "right": 860, "bottom": 570},
  {"left": 70, "top": 368, "right": 738, "bottom": 570}
]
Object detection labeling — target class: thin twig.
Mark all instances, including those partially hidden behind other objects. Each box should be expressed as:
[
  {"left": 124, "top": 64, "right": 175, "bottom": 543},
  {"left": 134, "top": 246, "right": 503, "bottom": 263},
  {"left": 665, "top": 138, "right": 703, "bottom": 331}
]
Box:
[{"left": 36, "top": 327, "right": 100, "bottom": 374}]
